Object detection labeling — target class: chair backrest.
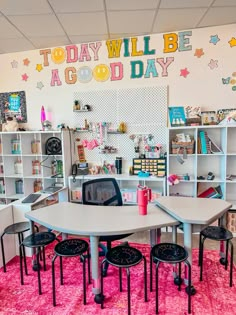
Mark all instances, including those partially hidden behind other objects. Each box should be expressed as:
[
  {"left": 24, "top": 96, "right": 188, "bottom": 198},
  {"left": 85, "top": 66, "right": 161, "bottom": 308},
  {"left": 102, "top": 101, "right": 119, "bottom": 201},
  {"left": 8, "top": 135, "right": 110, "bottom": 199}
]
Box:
[{"left": 82, "top": 178, "right": 123, "bottom": 206}]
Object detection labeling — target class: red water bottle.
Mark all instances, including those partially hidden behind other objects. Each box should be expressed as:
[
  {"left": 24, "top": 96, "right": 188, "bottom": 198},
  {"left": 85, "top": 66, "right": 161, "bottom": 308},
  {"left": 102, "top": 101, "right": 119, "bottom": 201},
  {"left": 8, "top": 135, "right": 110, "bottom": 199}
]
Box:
[{"left": 137, "top": 186, "right": 152, "bottom": 215}]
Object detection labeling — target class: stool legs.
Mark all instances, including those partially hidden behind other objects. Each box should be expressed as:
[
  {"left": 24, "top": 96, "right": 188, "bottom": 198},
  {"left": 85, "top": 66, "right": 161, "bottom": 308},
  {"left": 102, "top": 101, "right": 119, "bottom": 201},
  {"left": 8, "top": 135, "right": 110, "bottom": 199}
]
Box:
[
  {"left": 101, "top": 256, "right": 147, "bottom": 314},
  {"left": 155, "top": 260, "right": 191, "bottom": 314},
  {"left": 1, "top": 232, "right": 6, "bottom": 272},
  {"left": 229, "top": 240, "right": 234, "bottom": 287},
  {"left": 36, "top": 248, "right": 42, "bottom": 295},
  {"left": 19, "top": 233, "right": 28, "bottom": 275},
  {"left": 52, "top": 254, "right": 87, "bottom": 307}
]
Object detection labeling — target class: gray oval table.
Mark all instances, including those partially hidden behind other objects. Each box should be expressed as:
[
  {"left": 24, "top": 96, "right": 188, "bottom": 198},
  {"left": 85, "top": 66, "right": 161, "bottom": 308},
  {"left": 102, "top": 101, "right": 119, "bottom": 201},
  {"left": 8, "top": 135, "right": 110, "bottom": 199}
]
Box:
[{"left": 25, "top": 202, "right": 179, "bottom": 303}]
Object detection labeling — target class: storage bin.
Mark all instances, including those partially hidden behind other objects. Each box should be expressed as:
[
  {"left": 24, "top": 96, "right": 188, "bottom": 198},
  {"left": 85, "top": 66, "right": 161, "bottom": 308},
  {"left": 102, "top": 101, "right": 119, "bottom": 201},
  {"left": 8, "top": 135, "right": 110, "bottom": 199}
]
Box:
[{"left": 171, "top": 140, "right": 194, "bottom": 154}]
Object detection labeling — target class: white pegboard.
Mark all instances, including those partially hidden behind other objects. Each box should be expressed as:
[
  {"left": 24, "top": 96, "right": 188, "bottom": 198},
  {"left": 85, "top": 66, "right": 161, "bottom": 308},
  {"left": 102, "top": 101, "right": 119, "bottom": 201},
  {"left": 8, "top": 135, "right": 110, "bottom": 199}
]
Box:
[{"left": 73, "top": 86, "right": 168, "bottom": 168}]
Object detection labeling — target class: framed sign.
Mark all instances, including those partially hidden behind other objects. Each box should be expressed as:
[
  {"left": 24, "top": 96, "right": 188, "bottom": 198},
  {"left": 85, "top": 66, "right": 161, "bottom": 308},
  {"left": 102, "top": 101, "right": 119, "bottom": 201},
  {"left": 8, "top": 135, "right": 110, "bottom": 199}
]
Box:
[{"left": 0, "top": 90, "right": 27, "bottom": 123}]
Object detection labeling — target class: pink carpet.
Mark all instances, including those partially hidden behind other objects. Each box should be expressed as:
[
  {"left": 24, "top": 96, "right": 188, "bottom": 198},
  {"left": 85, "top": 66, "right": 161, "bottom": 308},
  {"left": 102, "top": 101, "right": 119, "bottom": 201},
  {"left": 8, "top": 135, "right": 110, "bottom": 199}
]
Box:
[{"left": 0, "top": 241, "right": 236, "bottom": 315}]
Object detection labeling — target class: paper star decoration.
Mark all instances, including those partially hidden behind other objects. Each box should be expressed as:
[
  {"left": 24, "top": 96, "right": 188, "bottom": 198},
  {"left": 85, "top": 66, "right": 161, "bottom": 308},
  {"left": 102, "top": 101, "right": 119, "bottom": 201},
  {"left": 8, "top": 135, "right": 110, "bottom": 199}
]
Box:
[
  {"left": 23, "top": 58, "right": 30, "bottom": 66},
  {"left": 228, "top": 37, "right": 236, "bottom": 47},
  {"left": 22, "top": 73, "right": 29, "bottom": 81},
  {"left": 36, "top": 81, "right": 44, "bottom": 90},
  {"left": 208, "top": 59, "right": 218, "bottom": 70},
  {"left": 209, "top": 35, "right": 220, "bottom": 45},
  {"left": 36, "top": 64, "right": 43, "bottom": 72},
  {"left": 180, "top": 68, "right": 190, "bottom": 78},
  {"left": 11, "top": 60, "right": 18, "bottom": 68},
  {"left": 194, "top": 48, "right": 204, "bottom": 58}
]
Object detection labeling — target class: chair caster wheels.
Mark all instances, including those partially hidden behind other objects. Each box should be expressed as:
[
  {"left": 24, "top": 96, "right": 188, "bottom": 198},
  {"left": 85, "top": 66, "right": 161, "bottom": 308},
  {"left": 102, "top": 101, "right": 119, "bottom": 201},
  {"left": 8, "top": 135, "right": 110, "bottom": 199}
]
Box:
[
  {"left": 32, "top": 263, "right": 41, "bottom": 271},
  {"left": 185, "top": 285, "right": 196, "bottom": 296},
  {"left": 94, "top": 293, "right": 105, "bottom": 304},
  {"left": 174, "top": 276, "right": 183, "bottom": 286},
  {"left": 219, "top": 257, "right": 227, "bottom": 266}
]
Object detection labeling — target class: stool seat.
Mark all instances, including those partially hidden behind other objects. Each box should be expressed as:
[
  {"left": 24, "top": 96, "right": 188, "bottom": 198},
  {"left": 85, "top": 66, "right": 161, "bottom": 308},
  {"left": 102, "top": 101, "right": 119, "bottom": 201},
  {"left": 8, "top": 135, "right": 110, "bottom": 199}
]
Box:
[
  {"left": 54, "top": 239, "right": 89, "bottom": 257},
  {"left": 151, "top": 243, "right": 188, "bottom": 263},
  {"left": 23, "top": 232, "right": 56, "bottom": 248},
  {"left": 106, "top": 245, "right": 143, "bottom": 268},
  {"left": 4, "top": 221, "right": 30, "bottom": 234},
  {"left": 201, "top": 226, "right": 233, "bottom": 241}
]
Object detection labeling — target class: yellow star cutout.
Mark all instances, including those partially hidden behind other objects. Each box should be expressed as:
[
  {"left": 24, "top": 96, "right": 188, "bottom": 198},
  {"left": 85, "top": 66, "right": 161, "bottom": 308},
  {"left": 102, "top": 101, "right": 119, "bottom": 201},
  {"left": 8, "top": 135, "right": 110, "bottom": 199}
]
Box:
[
  {"left": 228, "top": 37, "right": 236, "bottom": 47},
  {"left": 36, "top": 64, "right": 43, "bottom": 72}
]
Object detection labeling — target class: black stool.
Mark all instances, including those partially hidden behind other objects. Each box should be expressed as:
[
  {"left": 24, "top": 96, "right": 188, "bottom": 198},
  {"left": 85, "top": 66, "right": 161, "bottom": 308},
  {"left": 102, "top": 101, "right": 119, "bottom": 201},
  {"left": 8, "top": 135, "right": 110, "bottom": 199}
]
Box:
[
  {"left": 20, "top": 231, "right": 56, "bottom": 295},
  {"left": 199, "top": 226, "right": 234, "bottom": 287},
  {"left": 52, "top": 238, "right": 91, "bottom": 306},
  {"left": 0, "top": 221, "right": 36, "bottom": 273},
  {"left": 150, "top": 243, "right": 191, "bottom": 314},
  {"left": 101, "top": 245, "right": 147, "bottom": 315}
]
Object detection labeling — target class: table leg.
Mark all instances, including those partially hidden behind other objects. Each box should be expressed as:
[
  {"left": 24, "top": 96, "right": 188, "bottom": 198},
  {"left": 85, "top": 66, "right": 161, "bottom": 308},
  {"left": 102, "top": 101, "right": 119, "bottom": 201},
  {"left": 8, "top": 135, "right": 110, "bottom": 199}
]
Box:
[
  {"left": 90, "top": 235, "right": 103, "bottom": 303},
  {"left": 150, "top": 228, "right": 161, "bottom": 247},
  {"left": 183, "top": 223, "right": 196, "bottom": 295},
  {"left": 29, "top": 220, "right": 38, "bottom": 271},
  {"left": 172, "top": 225, "right": 178, "bottom": 279}
]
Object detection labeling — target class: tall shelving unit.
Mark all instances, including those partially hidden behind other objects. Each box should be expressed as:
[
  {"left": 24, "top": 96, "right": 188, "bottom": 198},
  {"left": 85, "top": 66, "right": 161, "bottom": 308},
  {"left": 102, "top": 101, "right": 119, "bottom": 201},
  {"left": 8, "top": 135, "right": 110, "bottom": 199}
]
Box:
[
  {"left": 167, "top": 125, "right": 236, "bottom": 208},
  {"left": 0, "top": 130, "right": 71, "bottom": 204}
]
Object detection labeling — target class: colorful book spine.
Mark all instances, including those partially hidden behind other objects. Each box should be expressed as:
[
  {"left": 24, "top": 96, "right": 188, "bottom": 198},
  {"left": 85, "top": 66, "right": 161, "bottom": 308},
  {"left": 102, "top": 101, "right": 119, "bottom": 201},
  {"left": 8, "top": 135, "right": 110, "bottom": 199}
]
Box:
[{"left": 199, "top": 131, "right": 207, "bottom": 154}]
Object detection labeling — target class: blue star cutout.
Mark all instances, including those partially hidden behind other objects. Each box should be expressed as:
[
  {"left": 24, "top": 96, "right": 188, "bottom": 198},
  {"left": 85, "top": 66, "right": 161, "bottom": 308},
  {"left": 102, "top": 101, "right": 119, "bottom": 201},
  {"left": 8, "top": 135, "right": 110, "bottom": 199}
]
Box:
[{"left": 209, "top": 35, "right": 220, "bottom": 45}]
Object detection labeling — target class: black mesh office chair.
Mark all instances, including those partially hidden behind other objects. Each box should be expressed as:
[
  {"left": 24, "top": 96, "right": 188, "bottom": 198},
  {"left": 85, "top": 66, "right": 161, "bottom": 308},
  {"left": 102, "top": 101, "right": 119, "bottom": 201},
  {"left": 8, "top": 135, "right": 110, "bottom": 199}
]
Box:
[{"left": 82, "top": 177, "right": 133, "bottom": 276}]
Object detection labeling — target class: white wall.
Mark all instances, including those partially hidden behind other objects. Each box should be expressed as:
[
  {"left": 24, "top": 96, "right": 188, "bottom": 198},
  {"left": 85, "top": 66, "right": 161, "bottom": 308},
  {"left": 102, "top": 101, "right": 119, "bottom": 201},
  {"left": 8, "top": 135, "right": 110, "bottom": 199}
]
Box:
[{"left": 0, "top": 23, "right": 235, "bottom": 130}]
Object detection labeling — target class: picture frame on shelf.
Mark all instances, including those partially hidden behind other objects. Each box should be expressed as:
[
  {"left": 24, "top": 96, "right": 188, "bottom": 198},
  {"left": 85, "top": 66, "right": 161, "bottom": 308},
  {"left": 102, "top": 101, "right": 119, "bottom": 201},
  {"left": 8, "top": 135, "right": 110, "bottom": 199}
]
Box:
[
  {"left": 201, "top": 111, "right": 218, "bottom": 125},
  {"left": 168, "top": 106, "right": 186, "bottom": 127},
  {"left": 184, "top": 106, "right": 201, "bottom": 126}
]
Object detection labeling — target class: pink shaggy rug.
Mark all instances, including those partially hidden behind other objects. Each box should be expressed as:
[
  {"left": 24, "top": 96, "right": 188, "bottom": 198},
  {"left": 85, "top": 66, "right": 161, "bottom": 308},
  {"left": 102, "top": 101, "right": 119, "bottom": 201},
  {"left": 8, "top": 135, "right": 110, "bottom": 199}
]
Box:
[{"left": 0, "top": 241, "right": 236, "bottom": 315}]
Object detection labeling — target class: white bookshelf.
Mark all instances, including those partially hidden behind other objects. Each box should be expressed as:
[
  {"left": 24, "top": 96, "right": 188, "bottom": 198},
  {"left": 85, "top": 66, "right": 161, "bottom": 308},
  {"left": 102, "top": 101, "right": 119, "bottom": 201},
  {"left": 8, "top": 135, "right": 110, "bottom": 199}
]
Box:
[
  {"left": 0, "top": 130, "right": 71, "bottom": 204},
  {"left": 167, "top": 125, "right": 236, "bottom": 208}
]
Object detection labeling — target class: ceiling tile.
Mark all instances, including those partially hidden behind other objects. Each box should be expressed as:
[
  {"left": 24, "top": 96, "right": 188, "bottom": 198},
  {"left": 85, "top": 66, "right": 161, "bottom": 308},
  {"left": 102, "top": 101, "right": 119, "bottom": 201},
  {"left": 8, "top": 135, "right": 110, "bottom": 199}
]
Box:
[
  {"left": 153, "top": 8, "right": 208, "bottom": 33},
  {"left": 160, "top": 0, "right": 213, "bottom": 8},
  {"left": 7, "top": 15, "right": 65, "bottom": 37},
  {"left": 29, "top": 36, "right": 71, "bottom": 49},
  {"left": 0, "top": 16, "right": 23, "bottom": 39},
  {"left": 58, "top": 12, "right": 107, "bottom": 35},
  {"left": 108, "top": 10, "right": 155, "bottom": 34},
  {"left": 198, "top": 7, "right": 236, "bottom": 27},
  {"left": 213, "top": 0, "right": 236, "bottom": 6},
  {"left": 0, "top": 0, "right": 52, "bottom": 15},
  {"left": 69, "top": 34, "right": 109, "bottom": 43},
  {"left": 49, "top": 0, "right": 104, "bottom": 13},
  {"left": 0, "top": 37, "right": 35, "bottom": 53},
  {"left": 106, "top": 0, "right": 160, "bottom": 11}
]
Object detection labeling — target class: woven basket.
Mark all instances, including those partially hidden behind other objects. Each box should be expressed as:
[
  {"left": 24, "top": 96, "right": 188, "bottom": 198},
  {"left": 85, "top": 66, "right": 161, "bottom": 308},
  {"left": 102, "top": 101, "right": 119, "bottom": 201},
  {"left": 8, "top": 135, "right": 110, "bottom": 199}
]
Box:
[{"left": 171, "top": 140, "right": 194, "bottom": 154}]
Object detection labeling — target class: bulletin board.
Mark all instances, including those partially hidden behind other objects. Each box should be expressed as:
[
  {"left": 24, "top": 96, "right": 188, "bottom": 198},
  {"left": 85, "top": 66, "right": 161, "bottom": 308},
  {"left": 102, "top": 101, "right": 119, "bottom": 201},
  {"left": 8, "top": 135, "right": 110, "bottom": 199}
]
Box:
[
  {"left": 0, "top": 90, "right": 27, "bottom": 123},
  {"left": 73, "top": 85, "right": 168, "bottom": 168}
]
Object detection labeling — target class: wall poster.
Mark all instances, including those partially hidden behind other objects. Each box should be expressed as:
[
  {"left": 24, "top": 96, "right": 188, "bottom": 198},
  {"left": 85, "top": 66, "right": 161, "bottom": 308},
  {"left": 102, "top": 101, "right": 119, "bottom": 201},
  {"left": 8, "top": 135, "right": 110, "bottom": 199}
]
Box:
[{"left": 0, "top": 90, "right": 27, "bottom": 123}]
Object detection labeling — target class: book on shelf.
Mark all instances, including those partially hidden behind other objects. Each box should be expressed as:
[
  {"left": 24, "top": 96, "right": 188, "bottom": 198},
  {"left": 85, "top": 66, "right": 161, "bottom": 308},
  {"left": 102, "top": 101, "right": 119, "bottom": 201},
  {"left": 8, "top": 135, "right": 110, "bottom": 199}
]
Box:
[
  {"left": 217, "top": 108, "right": 236, "bottom": 125},
  {"left": 168, "top": 106, "right": 186, "bottom": 127},
  {"left": 198, "top": 185, "right": 223, "bottom": 199},
  {"left": 184, "top": 106, "right": 201, "bottom": 126},
  {"left": 199, "top": 130, "right": 210, "bottom": 154}
]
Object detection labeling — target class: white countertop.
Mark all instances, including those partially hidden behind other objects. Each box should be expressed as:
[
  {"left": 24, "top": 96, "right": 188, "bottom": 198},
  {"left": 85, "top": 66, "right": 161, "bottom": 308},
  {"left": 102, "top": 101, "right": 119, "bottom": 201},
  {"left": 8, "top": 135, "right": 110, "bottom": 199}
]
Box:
[
  {"left": 25, "top": 202, "right": 179, "bottom": 236},
  {"left": 156, "top": 196, "right": 232, "bottom": 224}
]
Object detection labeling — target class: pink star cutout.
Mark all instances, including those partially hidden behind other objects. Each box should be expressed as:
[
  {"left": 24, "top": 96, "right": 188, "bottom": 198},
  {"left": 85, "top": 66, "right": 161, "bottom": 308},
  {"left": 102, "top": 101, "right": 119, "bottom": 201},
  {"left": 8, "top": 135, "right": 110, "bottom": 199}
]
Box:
[
  {"left": 180, "top": 68, "right": 190, "bottom": 78},
  {"left": 22, "top": 73, "right": 29, "bottom": 81}
]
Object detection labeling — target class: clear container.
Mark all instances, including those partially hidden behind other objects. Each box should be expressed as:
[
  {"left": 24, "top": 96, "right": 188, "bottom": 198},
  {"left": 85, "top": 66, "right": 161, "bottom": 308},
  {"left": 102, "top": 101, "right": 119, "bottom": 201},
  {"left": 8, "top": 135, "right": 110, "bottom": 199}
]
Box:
[
  {"left": 14, "top": 159, "right": 23, "bottom": 174},
  {"left": 11, "top": 139, "right": 21, "bottom": 154},
  {"left": 31, "top": 140, "right": 41, "bottom": 154},
  {"left": 15, "top": 179, "right": 23, "bottom": 194},
  {"left": 32, "top": 160, "right": 41, "bottom": 175}
]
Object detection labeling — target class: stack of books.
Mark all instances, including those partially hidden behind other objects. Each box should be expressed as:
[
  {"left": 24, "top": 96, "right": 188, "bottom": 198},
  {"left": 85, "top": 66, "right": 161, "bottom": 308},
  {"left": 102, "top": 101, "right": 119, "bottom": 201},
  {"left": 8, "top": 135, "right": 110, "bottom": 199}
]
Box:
[
  {"left": 198, "top": 131, "right": 223, "bottom": 154},
  {"left": 198, "top": 185, "right": 223, "bottom": 198}
]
